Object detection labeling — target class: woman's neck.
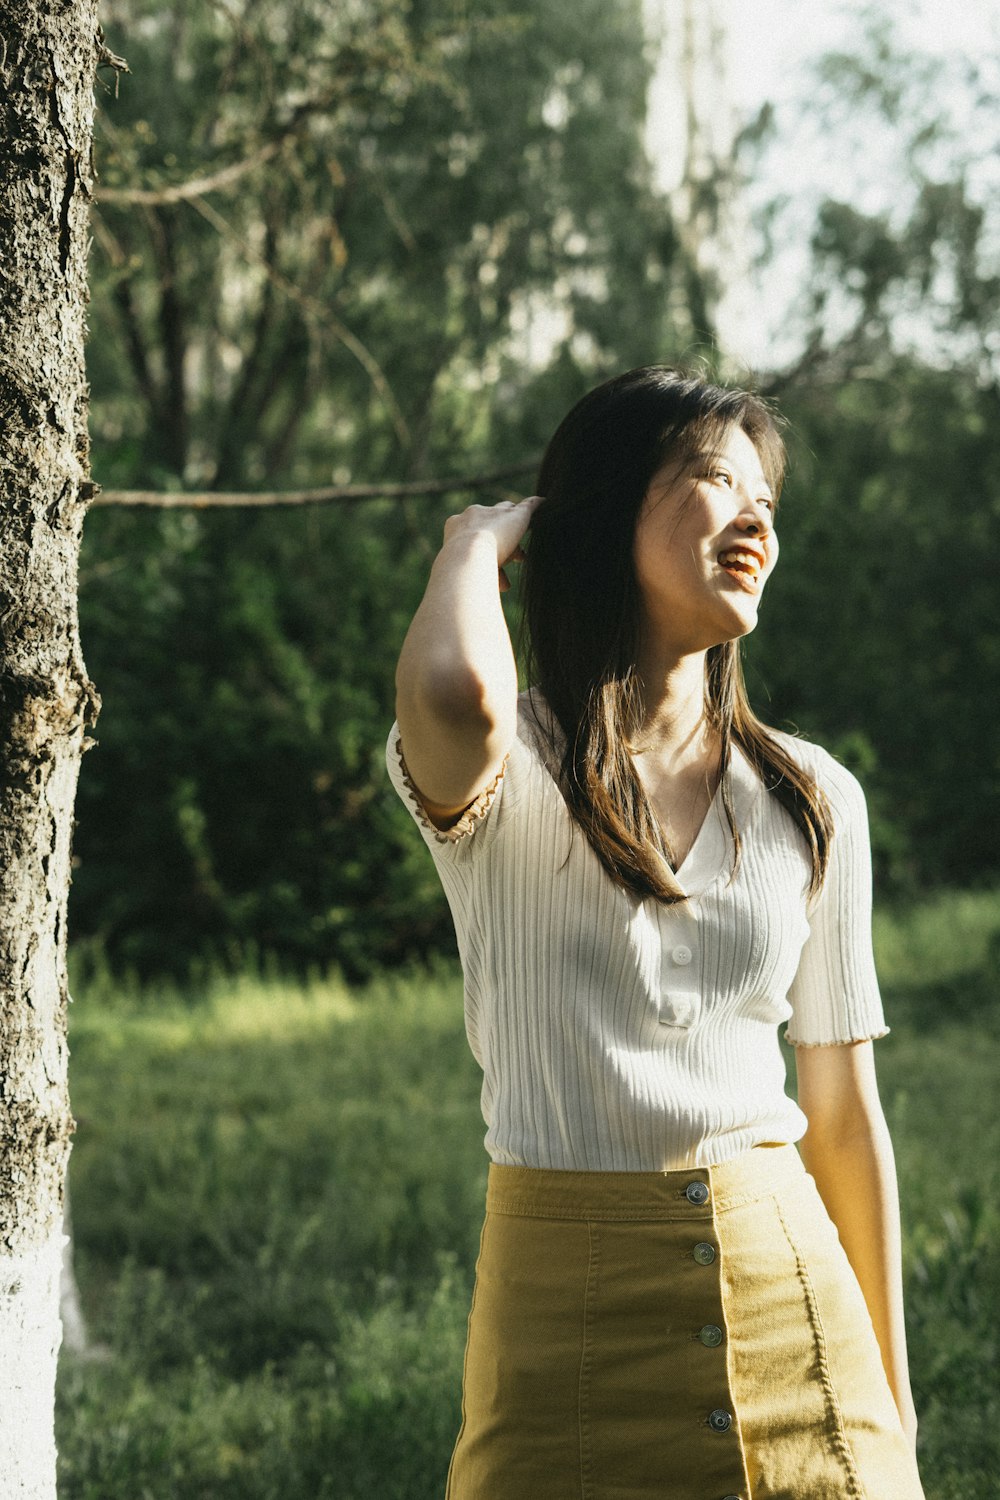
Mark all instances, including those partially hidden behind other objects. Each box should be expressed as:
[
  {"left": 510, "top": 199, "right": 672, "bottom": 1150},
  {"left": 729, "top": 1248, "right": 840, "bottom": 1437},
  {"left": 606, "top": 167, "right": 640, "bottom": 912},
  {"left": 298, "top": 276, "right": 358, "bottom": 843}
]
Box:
[{"left": 631, "top": 647, "right": 715, "bottom": 766}]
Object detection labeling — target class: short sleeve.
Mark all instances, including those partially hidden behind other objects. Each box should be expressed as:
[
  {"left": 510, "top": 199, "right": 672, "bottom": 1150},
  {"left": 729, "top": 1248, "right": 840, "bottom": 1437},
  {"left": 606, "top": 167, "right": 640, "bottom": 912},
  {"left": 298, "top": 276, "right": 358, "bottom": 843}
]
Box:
[
  {"left": 385, "top": 720, "right": 529, "bottom": 862},
  {"left": 784, "top": 751, "right": 889, "bottom": 1048}
]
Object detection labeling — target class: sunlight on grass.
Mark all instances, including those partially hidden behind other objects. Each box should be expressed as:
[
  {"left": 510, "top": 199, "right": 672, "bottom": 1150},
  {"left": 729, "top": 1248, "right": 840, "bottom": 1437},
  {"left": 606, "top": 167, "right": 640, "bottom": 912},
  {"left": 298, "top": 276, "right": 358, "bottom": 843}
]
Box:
[
  {"left": 58, "top": 890, "right": 1000, "bottom": 1499},
  {"left": 69, "top": 954, "right": 465, "bottom": 1048}
]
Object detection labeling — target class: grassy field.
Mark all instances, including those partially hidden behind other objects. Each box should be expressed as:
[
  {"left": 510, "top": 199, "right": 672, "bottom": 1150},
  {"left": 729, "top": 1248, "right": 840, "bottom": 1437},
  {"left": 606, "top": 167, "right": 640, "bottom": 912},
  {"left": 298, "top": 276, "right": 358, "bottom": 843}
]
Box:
[{"left": 57, "top": 889, "right": 1000, "bottom": 1498}]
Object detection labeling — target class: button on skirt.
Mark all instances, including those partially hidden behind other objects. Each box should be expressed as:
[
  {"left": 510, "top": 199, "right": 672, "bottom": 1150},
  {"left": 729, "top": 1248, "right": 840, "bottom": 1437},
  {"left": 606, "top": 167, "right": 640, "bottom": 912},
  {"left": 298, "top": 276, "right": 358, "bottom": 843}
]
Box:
[{"left": 446, "top": 1144, "right": 925, "bottom": 1500}]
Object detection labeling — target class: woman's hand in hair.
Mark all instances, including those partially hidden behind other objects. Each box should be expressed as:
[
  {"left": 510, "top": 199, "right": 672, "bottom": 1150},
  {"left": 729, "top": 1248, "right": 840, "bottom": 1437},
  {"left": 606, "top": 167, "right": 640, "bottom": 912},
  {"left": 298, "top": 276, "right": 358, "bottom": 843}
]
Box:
[
  {"left": 443, "top": 495, "right": 544, "bottom": 592},
  {"left": 393, "top": 495, "right": 543, "bottom": 823}
]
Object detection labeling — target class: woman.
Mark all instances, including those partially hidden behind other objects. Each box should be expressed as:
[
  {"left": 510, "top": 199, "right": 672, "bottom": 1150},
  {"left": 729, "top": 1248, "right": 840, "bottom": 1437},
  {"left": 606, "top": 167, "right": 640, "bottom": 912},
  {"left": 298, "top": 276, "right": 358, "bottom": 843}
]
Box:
[{"left": 386, "top": 367, "right": 924, "bottom": 1499}]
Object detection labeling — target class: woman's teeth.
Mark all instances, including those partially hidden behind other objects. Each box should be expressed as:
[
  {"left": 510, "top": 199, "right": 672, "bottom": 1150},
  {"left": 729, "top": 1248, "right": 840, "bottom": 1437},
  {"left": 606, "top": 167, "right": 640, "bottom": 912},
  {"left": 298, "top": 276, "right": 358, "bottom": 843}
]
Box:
[{"left": 717, "top": 549, "right": 761, "bottom": 588}]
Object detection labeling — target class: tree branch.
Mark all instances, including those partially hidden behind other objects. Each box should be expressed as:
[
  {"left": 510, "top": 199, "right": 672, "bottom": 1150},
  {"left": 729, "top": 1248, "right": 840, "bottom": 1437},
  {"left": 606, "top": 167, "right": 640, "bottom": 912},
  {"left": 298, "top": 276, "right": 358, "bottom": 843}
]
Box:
[
  {"left": 94, "top": 139, "right": 284, "bottom": 206},
  {"left": 92, "top": 460, "right": 541, "bottom": 508},
  {"left": 111, "top": 276, "right": 160, "bottom": 416},
  {"left": 92, "top": 63, "right": 397, "bottom": 209},
  {"left": 259, "top": 358, "right": 318, "bottom": 483},
  {"left": 210, "top": 215, "right": 280, "bottom": 488},
  {"left": 187, "top": 192, "right": 411, "bottom": 448},
  {"left": 150, "top": 209, "right": 188, "bottom": 476}
]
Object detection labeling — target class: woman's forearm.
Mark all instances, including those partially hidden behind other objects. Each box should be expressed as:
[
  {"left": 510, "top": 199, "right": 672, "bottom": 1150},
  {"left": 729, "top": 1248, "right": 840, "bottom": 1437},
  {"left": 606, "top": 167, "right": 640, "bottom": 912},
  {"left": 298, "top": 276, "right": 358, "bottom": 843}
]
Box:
[{"left": 799, "top": 1109, "right": 918, "bottom": 1440}]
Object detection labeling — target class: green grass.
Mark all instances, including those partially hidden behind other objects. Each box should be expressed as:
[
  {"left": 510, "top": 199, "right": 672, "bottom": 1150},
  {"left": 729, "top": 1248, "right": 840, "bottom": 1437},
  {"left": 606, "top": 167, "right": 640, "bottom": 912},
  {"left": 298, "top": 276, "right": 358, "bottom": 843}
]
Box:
[{"left": 57, "top": 890, "right": 1000, "bottom": 1498}]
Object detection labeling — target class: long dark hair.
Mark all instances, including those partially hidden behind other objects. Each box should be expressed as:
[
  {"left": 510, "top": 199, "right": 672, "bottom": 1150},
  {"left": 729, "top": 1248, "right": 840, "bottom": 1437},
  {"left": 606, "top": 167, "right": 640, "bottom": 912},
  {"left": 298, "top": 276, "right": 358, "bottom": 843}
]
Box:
[{"left": 521, "top": 365, "right": 833, "bottom": 901}]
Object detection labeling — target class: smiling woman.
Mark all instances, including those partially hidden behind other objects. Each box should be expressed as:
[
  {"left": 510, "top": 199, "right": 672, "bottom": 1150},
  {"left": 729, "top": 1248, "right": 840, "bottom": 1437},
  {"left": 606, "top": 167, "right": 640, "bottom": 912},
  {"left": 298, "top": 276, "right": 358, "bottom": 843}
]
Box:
[
  {"left": 637, "top": 426, "right": 777, "bottom": 606},
  {"left": 520, "top": 369, "right": 823, "bottom": 908},
  {"left": 387, "top": 366, "right": 926, "bottom": 1499}
]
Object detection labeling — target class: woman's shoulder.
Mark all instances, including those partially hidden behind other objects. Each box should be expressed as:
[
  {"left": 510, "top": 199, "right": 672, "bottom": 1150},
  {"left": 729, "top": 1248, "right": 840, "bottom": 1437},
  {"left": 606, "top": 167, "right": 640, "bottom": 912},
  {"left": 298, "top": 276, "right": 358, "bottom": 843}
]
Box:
[{"left": 764, "top": 726, "right": 870, "bottom": 816}]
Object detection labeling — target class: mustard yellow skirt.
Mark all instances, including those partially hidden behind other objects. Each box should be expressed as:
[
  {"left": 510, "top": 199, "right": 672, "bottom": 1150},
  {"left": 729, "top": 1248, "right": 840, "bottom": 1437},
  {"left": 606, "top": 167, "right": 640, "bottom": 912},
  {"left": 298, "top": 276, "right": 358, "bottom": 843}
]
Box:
[{"left": 446, "top": 1144, "right": 925, "bottom": 1500}]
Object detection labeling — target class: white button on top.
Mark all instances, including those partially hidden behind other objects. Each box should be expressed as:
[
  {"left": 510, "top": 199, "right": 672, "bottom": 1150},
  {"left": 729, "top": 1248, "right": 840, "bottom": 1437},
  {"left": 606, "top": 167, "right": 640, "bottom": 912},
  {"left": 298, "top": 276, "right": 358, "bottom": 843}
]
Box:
[{"left": 672, "top": 945, "right": 693, "bottom": 966}]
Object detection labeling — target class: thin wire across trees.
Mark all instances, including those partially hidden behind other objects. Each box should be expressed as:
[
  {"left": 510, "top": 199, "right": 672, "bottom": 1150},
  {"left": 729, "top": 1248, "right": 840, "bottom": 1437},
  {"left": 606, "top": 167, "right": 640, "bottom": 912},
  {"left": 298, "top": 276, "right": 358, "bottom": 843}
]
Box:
[{"left": 92, "top": 460, "right": 541, "bottom": 508}]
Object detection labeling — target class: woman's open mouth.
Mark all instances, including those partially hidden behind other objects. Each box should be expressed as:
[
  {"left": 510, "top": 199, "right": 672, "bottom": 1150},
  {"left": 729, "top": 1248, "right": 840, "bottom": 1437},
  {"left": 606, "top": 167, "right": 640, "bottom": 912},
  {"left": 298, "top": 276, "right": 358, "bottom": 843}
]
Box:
[{"left": 716, "top": 548, "right": 762, "bottom": 592}]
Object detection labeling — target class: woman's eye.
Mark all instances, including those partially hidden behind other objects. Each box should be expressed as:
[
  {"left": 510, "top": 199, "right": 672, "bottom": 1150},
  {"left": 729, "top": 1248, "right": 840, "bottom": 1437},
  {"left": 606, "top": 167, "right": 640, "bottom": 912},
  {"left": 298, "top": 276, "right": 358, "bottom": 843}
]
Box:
[{"left": 712, "top": 469, "right": 733, "bottom": 486}]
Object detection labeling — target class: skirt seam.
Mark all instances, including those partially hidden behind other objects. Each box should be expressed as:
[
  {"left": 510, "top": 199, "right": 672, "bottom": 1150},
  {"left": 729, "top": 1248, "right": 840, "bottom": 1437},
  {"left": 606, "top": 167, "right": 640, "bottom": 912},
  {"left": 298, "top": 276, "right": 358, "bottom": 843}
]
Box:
[
  {"left": 486, "top": 1203, "right": 712, "bottom": 1223},
  {"left": 773, "top": 1194, "right": 868, "bottom": 1500},
  {"left": 445, "top": 1216, "right": 487, "bottom": 1500},
  {"left": 578, "top": 1220, "right": 598, "bottom": 1500},
  {"left": 715, "top": 1187, "right": 784, "bottom": 1214}
]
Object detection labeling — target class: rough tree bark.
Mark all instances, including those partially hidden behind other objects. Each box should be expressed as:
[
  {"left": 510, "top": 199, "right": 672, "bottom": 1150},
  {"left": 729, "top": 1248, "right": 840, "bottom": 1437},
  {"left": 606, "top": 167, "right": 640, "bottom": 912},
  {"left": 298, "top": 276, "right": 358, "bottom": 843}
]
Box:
[{"left": 0, "top": 3, "right": 102, "bottom": 1495}]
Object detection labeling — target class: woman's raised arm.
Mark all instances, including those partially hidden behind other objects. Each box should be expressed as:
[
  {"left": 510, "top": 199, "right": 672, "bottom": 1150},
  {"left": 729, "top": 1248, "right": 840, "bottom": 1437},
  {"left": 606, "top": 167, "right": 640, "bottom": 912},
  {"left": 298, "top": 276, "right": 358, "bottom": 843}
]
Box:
[{"left": 394, "top": 495, "right": 542, "bottom": 827}]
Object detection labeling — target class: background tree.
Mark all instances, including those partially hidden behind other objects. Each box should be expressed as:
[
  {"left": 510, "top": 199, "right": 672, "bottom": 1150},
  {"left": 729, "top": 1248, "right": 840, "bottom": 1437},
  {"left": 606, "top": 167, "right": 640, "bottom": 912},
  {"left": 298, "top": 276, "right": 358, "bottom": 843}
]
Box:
[
  {"left": 0, "top": 2, "right": 102, "bottom": 1493},
  {"left": 71, "top": 0, "right": 701, "bottom": 983},
  {"left": 741, "top": 17, "right": 1000, "bottom": 892},
  {"left": 67, "top": 3, "right": 999, "bottom": 989}
]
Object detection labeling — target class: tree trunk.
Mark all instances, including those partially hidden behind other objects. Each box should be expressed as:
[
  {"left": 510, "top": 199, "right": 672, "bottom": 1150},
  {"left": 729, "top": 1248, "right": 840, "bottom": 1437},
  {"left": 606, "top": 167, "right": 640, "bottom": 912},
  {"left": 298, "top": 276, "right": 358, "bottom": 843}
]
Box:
[{"left": 0, "top": 3, "right": 101, "bottom": 1495}]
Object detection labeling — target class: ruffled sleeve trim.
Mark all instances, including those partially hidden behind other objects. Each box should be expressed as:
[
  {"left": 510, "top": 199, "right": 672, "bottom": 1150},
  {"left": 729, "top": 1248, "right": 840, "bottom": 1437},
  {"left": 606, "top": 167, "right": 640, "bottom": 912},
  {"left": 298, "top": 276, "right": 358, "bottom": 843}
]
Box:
[
  {"left": 395, "top": 736, "right": 508, "bottom": 844},
  {"left": 784, "top": 1025, "right": 890, "bottom": 1049}
]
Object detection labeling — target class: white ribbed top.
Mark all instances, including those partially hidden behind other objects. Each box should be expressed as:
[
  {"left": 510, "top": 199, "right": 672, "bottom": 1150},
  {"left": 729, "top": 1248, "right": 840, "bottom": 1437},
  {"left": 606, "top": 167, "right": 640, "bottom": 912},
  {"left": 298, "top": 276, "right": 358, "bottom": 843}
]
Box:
[{"left": 386, "top": 692, "right": 888, "bottom": 1171}]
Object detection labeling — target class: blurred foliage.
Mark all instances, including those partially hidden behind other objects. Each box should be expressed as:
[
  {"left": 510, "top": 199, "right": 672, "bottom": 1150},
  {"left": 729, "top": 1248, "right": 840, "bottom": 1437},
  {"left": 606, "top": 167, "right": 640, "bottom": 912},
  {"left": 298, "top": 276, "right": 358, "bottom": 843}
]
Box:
[
  {"left": 88, "top": 0, "right": 693, "bottom": 491},
  {"left": 58, "top": 894, "right": 1000, "bottom": 1495},
  {"left": 806, "top": 22, "right": 1000, "bottom": 368},
  {"left": 747, "top": 359, "right": 999, "bottom": 890},
  {"left": 73, "top": 2, "right": 1000, "bottom": 981},
  {"left": 75, "top": 498, "right": 454, "bottom": 978},
  {"left": 740, "top": 16, "right": 1000, "bottom": 892},
  {"left": 77, "top": 0, "right": 698, "bottom": 981}
]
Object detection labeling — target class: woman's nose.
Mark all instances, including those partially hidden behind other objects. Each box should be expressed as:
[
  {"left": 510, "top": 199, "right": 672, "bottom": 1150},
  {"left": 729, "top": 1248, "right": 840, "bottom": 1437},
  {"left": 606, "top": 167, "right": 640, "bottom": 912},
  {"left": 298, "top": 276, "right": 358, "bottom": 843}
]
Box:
[{"left": 741, "top": 511, "right": 770, "bottom": 539}]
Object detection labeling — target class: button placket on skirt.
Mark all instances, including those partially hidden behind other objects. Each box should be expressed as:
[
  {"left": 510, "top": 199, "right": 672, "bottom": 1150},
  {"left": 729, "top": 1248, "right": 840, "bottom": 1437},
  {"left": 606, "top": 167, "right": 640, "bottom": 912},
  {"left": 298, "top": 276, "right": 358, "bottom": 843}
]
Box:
[
  {"left": 576, "top": 1172, "right": 750, "bottom": 1500},
  {"left": 448, "top": 1164, "right": 753, "bottom": 1500}
]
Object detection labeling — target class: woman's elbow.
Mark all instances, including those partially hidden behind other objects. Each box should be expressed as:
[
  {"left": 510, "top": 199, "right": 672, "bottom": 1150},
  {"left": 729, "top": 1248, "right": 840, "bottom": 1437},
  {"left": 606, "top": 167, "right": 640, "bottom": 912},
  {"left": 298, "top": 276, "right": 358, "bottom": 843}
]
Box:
[{"left": 396, "top": 656, "right": 513, "bottom": 741}]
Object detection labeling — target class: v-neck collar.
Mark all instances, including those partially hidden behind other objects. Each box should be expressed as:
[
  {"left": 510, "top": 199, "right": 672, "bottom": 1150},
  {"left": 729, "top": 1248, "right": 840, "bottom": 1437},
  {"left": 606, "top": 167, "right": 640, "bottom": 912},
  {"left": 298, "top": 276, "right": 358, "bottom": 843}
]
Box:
[
  {"left": 519, "top": 691, "right": 765, "bottom": 900},
  {"left": 666, "top": 742, "right": 764, "bottom": 898}
]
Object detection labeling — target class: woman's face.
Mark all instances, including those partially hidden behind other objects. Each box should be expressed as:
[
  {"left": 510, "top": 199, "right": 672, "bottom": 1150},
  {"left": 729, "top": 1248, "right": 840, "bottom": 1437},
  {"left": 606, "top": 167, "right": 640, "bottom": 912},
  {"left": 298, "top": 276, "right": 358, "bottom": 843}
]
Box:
[{"left": 632, "top": 424, "right": 779, "bottom": 657}]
